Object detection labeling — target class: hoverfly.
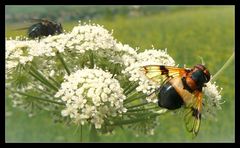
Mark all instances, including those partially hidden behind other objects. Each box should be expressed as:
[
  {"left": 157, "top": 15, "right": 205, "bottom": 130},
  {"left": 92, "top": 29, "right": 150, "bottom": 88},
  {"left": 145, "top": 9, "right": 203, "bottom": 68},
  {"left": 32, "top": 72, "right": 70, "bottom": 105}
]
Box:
[
  {"left": 141, "top": 64, "right": 210, "bottom": 137},
  {"left": 17, "top": 18, "right": 63, "bottom": 40}
]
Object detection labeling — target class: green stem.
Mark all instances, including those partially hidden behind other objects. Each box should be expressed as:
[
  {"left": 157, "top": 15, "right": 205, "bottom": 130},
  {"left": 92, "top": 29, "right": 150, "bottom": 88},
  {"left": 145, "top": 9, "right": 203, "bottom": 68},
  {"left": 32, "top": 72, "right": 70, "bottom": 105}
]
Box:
[
  {"left": 123, "top": 111, "right": 157, "bottom": 116},
  {"left": 124, "top": 91, "right": 139, "bottom": 103},
  {"left": 34, "top": 85, "right": 55, "bottom": 97},
  {"left": 48, "top": 76, "right": 61, "bottom": 88},
  {"left": 12, "top": 90, "right": 65, "bottom": 106},
  {"left": 123, "top": 81, "right": 135, "bottom": 93},
  {"left": 89, "top": 51, "right": 94, "bottom": 69},
  {"left": 127, "top": 106, "right": 159, "bottom": 112},
  {"left": 56, "top": 52, "right": 71, "bottom": 75},
  {"left": 29, "top": 66, "right": 59, "bottom": 91},
  {"left": 124, "top": 93, "right": 147, "bottom": 104},
  {"left": 126, "top": 102, "right": 149, "bottom": 109},
  {"left": 124, "top": 82, "right": 139, "bottom": 96},
  {"left": 28, "top": 70, "right": 57, "bottom": 92},
  {"left": 89, "top": 124, "right": 100, "bottom": 142},
  {"left": 111, "top": 64, "right": 117, "bottom": 78},
  {"left": 211, "top": 52, "right": 234, "bottom": 82},
  {"left": 80, "top": 125, "right": 82, "bottom": 142}
]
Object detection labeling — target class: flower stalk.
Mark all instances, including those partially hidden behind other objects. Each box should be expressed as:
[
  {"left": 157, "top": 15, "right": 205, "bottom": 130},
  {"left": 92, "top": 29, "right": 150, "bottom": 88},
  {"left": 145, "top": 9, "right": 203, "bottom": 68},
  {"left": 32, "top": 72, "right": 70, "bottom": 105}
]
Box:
[
  {"left": 124, "top": 93, "right": 147, "bottom": 104},
  {"left": 11, "top": 90, "right": 65, "bottom": 106},
  {"left": 89, "top": 124, "right": 100, "bottom": 142},
  {"left": 88, "top": 50, "right": 95, "bottom": 69},
  {"left": 127, "top": 106, "right": 159, "bottom": 112},
  {"left": 211, "top": 52, "right": 234, "bottom": 82},
  {"left": 80, "top": 125, "right": 83, "bottom": 142},
  {"left": 48, "top": 76, "right": 61, "bottom": 88},
  {"left": 56, "top": 52, "right": 71, "bottom": 75},
  {"left": 28, "top": 66, "right": 59, "bottom": 91},
  {"left": 126, "top": 102, "right": 150, "bottom": 109},
  {"left": 124, "top": 82, "right": 139, "bottom": 96}
]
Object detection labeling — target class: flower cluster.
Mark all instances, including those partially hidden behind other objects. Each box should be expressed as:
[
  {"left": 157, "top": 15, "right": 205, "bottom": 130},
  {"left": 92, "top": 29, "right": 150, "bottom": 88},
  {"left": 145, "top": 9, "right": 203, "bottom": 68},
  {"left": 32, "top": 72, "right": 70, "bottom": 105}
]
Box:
[
  {"left": 55, "top": 68, "right": 127, "bottom": 129},
  {"left": 122, "top": 48, "right": 175, "bottom": 103},
  {"left": 6, "top": 22, "right": 137, "bottom": 73},
  {"left": 6, "top": 40, "right": 35, "bottom": 70},
  {"left": 67, "top": 22, "right": 116, "bottom": 53},
  {"left": 203, "top": 81, "right": 224, "bottom": 118}
]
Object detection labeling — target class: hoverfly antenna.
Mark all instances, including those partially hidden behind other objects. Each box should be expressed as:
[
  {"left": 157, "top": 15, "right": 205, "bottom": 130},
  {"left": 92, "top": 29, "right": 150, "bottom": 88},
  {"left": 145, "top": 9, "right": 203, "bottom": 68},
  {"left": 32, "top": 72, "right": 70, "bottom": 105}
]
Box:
[{"left": 198, "top": 56, "right": 205, "bottom": 65}]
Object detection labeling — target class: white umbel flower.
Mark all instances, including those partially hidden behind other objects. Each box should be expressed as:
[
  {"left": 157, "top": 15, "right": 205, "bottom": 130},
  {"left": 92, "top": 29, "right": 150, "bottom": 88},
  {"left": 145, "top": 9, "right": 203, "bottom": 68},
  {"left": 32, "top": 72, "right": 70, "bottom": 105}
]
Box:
[
  {"left": 55, "top": 68, "right": 127, "bottom": 129},
  {"left": 6, "top": 40, "right": 37, "bottom": 70},
  {"left": 202, "top": 81, "right": 224, "bottom": 118},
  {"left": 67, "top": 23, "right": 116, "bottom": 53},
  {"left": 6, "top": 22, "right": 137, "bottom": 72}
]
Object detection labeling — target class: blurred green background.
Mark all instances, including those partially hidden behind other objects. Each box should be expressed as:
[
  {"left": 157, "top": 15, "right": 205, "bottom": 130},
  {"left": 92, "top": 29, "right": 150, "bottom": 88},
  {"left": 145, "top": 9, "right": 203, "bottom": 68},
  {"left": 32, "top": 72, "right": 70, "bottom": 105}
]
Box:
[{"left": 5, "top": 5, "right": 235, "bottom": 142}]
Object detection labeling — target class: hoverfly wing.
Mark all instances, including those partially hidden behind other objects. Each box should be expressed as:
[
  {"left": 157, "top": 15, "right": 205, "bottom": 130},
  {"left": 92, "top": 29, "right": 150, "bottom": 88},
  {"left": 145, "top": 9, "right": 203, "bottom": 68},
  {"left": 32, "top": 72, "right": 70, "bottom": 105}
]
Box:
[
  {"left": 12, "top": 19, "right": 41, "bottom": 32},
  {"left": 28, "top": 18, "right": 47, "bottom": 22},
  {"left": 140, "top": 65, "right": 187, "bottom": 84},
  {"left": 28, "top": 18, "right": 54, "bottom": 26},
  {"left": 12, "top": 20, "right": 33, "bottom": 31},
  {"left": 184, "top": 91, "right": 203, "bottom": 137},
  {"left": 140, "top": 65, "right": 188, "bottom": 103},
  {"left": 13, "top": 26, "right": 30, "bottom": 31}
]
